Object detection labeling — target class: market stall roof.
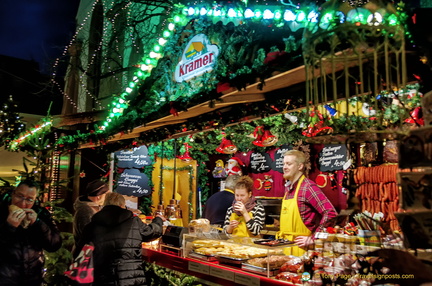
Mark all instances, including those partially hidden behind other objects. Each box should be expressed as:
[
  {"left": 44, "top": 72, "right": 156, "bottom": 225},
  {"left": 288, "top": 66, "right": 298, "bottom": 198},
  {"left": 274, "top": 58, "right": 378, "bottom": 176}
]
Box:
[{"left": 78, "top": 57, "right": 362, "bottom": 149}]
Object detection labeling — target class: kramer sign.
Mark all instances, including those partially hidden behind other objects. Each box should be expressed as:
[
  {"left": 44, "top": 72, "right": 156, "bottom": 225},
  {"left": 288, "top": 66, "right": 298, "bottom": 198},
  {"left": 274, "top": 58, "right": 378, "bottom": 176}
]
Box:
[{"left": 174, "top": 34, "right": 219, "bottom": 82}]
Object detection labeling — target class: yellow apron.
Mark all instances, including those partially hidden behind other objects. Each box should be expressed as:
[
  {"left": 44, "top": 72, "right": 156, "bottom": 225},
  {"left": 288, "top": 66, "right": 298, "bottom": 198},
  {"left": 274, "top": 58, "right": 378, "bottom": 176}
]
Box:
[
  {"left": 276, "top": 175, "right": 312, "bottom": 256},
  {"left": 229, "top": 211, "right": 257, "bottom": 237}
]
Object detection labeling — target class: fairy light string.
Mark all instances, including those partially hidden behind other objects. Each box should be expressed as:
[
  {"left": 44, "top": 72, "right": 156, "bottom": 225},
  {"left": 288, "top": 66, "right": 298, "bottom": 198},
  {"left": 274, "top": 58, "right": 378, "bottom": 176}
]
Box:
[{"left": 9, "top": 0, "right": 409, "bottom": 149}]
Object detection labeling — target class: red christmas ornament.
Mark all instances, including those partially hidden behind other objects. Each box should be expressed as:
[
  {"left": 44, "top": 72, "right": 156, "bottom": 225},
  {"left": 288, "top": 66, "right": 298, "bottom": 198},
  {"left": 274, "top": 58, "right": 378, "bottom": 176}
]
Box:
[
  {"left": 216, "top": 137, "right": 237, "bottom": 154},
  {"left": 404, "top": 106, "right": 424, "bottom": 126},
  {"left": 178, "top": 143, "right": 194, "bottom": 162}
]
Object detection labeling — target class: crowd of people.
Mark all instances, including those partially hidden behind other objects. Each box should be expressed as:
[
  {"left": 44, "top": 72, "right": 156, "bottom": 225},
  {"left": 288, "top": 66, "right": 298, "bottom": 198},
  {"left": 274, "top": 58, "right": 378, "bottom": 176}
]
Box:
[{"left": 0, "top": 150, "right": 338, "bottom": 285}]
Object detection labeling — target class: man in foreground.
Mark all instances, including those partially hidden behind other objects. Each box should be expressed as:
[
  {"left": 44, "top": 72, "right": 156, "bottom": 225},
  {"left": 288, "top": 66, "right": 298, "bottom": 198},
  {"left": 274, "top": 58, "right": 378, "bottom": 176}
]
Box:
[{"left": 0, "top": 180, "right": 62, "bottom": 285}]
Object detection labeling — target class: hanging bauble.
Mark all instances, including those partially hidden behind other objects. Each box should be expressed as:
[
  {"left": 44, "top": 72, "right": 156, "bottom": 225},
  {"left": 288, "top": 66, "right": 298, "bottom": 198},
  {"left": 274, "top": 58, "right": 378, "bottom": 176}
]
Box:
[
  {"left": 261, "top": 130, "right": 278, "bottom": 147},
  {"left": 251, "top": 126, "right": 265, "bottom": 147},
  {"left": 216, "top": 137, "right": 238, "bottom": 154},
  {"left": 178, "top": 142, "right": 194, "bottom": 162}
]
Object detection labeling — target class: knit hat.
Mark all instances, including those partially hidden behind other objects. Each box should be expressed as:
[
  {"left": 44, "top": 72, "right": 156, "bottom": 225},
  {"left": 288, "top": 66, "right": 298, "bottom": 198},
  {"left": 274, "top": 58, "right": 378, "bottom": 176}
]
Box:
[{"left": 86, "top": 180, "right": 109, "bottom": 197}]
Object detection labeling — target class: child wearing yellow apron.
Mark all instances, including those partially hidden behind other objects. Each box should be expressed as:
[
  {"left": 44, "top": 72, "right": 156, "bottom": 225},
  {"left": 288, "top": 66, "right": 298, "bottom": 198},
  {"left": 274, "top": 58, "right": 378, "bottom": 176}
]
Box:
[{"left": 223, "top": 176, "right": 265, "bottom": 237}]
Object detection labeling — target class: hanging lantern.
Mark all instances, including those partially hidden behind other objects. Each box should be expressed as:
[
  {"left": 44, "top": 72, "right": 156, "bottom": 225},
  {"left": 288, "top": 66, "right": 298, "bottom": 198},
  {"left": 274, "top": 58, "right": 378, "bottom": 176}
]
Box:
[
  {"left": 216, "top": 137, "right": 238, "bottom": 154},
  {"left": 261, "top": 129, "right": 278, "bottom": 147},
  {"left": 178, "top": 142, "right": 194, "bottom": 162}
]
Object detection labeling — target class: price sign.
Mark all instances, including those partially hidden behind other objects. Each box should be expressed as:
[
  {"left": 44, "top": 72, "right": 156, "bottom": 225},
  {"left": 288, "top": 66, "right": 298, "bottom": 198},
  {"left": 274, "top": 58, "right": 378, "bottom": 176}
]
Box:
[
  {"left": 318, "top": 144, "right": 348, "bottom": 172},
  {"left": 235, "top": 273, "right": 259, "bottom": 286},
  {"left": 116, "top": 169, "right": 150, "bottom": 197},
  {"left": 115, "top": 145, "right": 152, "bottom": 169},
  {"left": 272, "top": 144, "right": 292, "bottom": 173},
  {"left": 209, "top": 267, "right": 234, "bottom": 281},
  {"left": 188, "top": 261, "right": 210, "bottom": 275},
  {"left": 249, "top": 152, "right": 272, "bottom": 173}
]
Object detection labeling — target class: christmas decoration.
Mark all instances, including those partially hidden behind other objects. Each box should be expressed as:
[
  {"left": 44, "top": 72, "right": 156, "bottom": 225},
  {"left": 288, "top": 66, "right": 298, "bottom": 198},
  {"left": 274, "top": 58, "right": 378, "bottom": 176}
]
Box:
[
  {"left": 251, "top": 126, "right": 265, "bottom": 147},
  {"left": 262, "top": 175, "right": 273, "bottom": 191},
  {"left": 315, "top": 173, "right": 328, "bottom": 188},
  {"left": 404, "top": 107, "right": 424, "bottom": 126},
  {"left": 225, "top": 157, "right": 245, "bottom": 176},
  {"left": 284, "top": 112, "right": 298, "bottom": 124},
  {"left": 324, "top": 105, "right": 337, "bottom": 116},
  {"left": 302, "top": 108, "right": 333, "bottom": 137},
  {"left": 0, "top": 95, "right": 25, "bottom": 147},
  {"left": 342, "top": 0, "right": 370, "bottom": 7},
  {"left": 215, "top": 136, "right": 238, "bottom": 154},
  {"left": 177, "top": 142, "right": 193, "bottom": 162},
  {"left": 212, "top": 160, "right": 226, "bottom": 178},
  {"left": 261, "top": 129, "right": 278, "bottom": 147}
]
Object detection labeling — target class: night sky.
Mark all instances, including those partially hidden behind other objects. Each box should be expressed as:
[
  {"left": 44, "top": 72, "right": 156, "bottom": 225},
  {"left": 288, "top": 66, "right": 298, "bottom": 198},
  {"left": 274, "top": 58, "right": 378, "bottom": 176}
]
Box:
[{"left": 0, "top": 0, "right": 80, "bottom": 73}]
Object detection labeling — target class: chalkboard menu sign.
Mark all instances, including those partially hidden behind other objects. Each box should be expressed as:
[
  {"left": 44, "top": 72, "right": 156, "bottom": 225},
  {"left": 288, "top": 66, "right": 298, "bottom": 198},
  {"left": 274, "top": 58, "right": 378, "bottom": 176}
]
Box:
[
  {"left": 318, "top": 144, "right": 348, "bottom": 172},
  {"left": 250, "top": 152, "right": 272, "bottom": 173},
  {"left": 272, "top": 144, "right": 292, "bottom": 173},
  {"left": 114, "top": 146, "right": 152, "bottom": 169},
  {"left": 116, "top": 169, "right": 150, "bottom": 197}
]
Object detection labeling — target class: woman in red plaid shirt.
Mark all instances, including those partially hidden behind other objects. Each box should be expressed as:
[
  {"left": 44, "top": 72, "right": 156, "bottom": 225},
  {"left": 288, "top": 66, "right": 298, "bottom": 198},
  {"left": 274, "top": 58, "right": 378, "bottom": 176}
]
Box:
[{"left": 277, "top": 150, "right": 337, "bottom": 256}]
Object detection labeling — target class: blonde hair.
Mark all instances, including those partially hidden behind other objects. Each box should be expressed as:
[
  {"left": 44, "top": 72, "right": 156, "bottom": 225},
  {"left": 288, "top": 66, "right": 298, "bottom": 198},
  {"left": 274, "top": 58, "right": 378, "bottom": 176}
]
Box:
[
  {"left": 284, "top": 150, "right": 307, "bottom": 164},
  {"left": 103, "top": 192, "right": 125, "bottom": 207},
  {"left": 234, "top": 176, "right": 254, "bottom": 194}
]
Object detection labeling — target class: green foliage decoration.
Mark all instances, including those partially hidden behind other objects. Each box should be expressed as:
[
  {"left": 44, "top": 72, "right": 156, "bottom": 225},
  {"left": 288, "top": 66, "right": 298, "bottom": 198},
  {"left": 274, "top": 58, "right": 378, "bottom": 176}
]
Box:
[
  {"left": 144, "top": 262, "right": 202, "bottom": 286},
  {"left": 44, "top": 232, "right": 74, "bottom": 286}
]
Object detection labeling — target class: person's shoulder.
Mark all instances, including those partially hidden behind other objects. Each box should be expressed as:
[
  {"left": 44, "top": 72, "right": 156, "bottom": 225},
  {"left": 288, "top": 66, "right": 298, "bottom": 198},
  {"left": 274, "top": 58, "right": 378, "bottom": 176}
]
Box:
[
  {"left": 254, "top": 201, "right": 265, "bottom": 211},
  {"left": 255, "top": 200, "right": 264, "bottom": 207},
  {"left": 34, "top": 204, "right": 55, "bottom": 221},
  {"left": 303, "top": 178, "right": 321, "bottom": 190}
]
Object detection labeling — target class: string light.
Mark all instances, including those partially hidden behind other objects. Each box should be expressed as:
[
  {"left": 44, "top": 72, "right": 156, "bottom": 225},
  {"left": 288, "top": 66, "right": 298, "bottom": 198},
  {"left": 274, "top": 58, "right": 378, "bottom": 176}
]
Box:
[
  {"left": 18, "top": 0, "right": 405, "bottom": 148},
  {"left": 9, "top": 119, "right": 53, "bottom": 150}
]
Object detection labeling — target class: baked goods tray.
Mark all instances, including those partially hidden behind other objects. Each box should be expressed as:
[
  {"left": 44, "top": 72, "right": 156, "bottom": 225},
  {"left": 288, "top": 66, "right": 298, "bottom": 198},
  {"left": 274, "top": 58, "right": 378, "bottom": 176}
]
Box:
[
  {"left": 241, "top": 263, "right": 280, "bottom": 276},
  {"left": 253, "top": 239, "right": 295, "bottom": 246},
  {"left": 188, "top": 252, "right": 218, "bottom": 262},
  {"left": 215, "top": 255, "right": 248, "bottom": 265}
]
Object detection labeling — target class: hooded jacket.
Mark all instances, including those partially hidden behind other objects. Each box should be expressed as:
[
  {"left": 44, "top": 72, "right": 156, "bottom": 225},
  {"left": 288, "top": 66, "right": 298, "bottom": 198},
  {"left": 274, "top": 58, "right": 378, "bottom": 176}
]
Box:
[
  {"left": 77, "top": 205, "right": 163, "bottom": 286},
  {"left": 0, "top": 192, "right": 62, "bottom": 286},
  {"left": 72, "top": 196, "right": 101, "bottom": 252}
]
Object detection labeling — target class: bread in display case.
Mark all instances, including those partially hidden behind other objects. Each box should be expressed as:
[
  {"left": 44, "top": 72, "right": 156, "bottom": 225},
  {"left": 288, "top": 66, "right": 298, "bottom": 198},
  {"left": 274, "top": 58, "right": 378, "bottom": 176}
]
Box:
[{"left": 182, "top": 235, "right": 297, "bottom": 278}]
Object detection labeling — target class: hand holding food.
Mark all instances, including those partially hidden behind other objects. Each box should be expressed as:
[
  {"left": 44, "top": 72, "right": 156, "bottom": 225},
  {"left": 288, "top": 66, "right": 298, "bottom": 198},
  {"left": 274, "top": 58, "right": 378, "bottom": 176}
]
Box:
[
  {"left": 234, "top": 202, "right": 246, "bottom": 214},
  {"left": 23, "top": 208, "right": 38, "bottom": 225},
  {"left": 8, "top": 205, "right": 29, "bottom": 228}
]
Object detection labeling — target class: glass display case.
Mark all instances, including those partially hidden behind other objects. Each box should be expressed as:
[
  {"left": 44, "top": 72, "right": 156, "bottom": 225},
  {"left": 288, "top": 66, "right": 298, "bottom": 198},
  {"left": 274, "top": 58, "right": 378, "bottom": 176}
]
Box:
[{"left": 182, "top": 234, "right": 296, "bottom": 278}]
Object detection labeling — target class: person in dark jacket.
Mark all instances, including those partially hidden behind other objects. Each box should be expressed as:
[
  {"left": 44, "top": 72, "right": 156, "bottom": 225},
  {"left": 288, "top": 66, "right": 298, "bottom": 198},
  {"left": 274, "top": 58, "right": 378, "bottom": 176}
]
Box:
[
  {"left": 203, "top": 174, "right": 240, "bottom": 225},
  {"left": 0, "top": 180, "right": 62, "bottom": 286},
  {"left": 72, "top": 179, "right": 110, "bottom": 253},
  {"left": 75, "top": 192, "right": 164, "bottom": 286}
]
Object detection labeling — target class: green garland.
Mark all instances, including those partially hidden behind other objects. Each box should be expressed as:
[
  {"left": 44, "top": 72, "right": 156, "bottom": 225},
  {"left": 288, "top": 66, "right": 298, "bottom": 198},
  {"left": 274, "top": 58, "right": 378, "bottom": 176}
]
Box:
[{"left": 144, "top": 262, "right": 201, "bottom": 286}]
